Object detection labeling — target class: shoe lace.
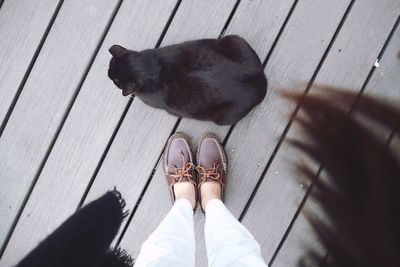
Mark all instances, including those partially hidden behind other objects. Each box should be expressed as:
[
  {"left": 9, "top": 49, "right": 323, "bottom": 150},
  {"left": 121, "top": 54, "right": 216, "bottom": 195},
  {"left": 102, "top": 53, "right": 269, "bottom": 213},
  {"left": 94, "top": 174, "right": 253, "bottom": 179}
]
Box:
[
  {"left": 167, "top": 151, "right": 194, "bottom": 186},
  {"left": 196, "top": 162, "right": 224, "bottom": 188}
]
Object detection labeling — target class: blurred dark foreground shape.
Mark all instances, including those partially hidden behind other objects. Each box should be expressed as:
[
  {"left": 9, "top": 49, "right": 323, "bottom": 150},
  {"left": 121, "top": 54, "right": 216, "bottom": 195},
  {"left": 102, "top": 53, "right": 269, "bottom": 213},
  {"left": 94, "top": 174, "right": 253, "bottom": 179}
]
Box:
[
  {"left": 16, "top": 188, "right": 133, "bottom": 267},
  {"left": 283, "top": 86, "right": 400, "bottom": 267}
]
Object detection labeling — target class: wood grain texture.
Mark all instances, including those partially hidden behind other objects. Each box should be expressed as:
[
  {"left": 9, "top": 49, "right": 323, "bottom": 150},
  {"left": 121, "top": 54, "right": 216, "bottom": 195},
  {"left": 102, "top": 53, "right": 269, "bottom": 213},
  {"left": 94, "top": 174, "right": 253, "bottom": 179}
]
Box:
[
  {"left": 272, "top": 183, "right": 328, "bottom": 267},
  {"left": 223, "top": 0, "right": 349, "bottom": 220},
  {"left": 0, "top": 0, "right": 119, "bottom": 257},
  {"left": 117, "top": 1, "right": 296, "bottom": 265},
  {"left": 0, "top": 0, "right": 120, "bottom": 255},
  {"left": 0, "top": 0, "right": 60, "bottom": 126},
  {"left": 220, "top": 0, "right": 353, "bottom": 261},
  {"left": 0, "top": 0, "right": 178, "bottom": 264},
  {"left": 242, "top": 0, "right": 400, "bottom": 264},
  {"left": 272, "top": 20, "right": 400, "bottom": 267},
  {"left": 355, "top": 21, "right": 400, "bottom": 141},
  {"left": 365, "top": 22, "right": 400, "bottom": 103},
  {"left": 84, "top": 0, "right": 238, "bottom": 252},
  {"left": 226, "top": 0, "right": 295, "bottom": 61},
  {"left": 368, "top": 21, "right": 400, "bottom": 161}
]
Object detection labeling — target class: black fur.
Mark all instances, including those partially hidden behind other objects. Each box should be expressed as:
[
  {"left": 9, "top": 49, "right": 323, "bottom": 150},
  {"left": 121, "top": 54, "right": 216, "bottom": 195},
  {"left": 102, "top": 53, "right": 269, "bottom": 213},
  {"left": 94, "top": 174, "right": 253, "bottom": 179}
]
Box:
[
  {"left": 108, "top": 35, "right": 267, "bottom": 125},
  {"left": 16, "top": 189, "right": 133, "bottom": 267},
  {"left": 284, "top": 88, "right": 400, "bottom": 267}
]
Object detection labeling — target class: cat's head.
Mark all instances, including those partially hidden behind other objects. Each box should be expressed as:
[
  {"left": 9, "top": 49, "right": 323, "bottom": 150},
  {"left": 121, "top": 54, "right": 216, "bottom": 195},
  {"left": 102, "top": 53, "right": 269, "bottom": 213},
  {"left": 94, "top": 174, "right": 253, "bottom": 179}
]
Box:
[{"left": 108, "top": 44, "right": 140, "bottom": 96}]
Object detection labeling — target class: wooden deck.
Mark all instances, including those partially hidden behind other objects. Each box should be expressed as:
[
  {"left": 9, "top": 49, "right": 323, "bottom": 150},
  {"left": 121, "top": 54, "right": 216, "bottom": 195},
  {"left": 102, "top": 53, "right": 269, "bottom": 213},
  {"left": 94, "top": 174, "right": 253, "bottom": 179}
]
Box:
[{"left": 0, "top": 0, "right": 399, "bottom": 266}]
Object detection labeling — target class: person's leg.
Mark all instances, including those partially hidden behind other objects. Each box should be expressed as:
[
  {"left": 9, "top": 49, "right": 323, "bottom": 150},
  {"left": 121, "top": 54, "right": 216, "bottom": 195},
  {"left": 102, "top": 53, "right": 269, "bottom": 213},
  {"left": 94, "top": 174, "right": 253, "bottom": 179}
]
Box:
[
  {"left": 135, "top": 133, "right": 198, "bottom": 267},
  {"left": 135, "top": 199, "right": 195, "bottom": 267},
  {"left": 196, "top": 133, "right": 267, "bottom": 267},
  {"left": 204, "top": 199, "right": 268, "bottom": 267}
]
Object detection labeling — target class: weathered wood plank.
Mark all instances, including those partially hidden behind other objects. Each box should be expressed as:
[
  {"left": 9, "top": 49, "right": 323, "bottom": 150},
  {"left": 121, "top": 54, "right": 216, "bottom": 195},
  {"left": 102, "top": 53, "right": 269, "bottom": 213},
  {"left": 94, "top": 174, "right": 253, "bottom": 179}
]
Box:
[
  {"left": 0, "top": 0, "right": 60, "bottom": 126},
  {"left": 0, "top": 0, "right": 129, "bottom": 263},
  {"left": 272, "top": 184, "right": 327, "bottom": 267},
  {"left": 83, "top": 0, "right": 238, "bottom": 252},
  {"left": 383, "top": 24, "right": 400, "bottom": 158},
  {"left": 355, "top": 20, "right": 400, "bottom": 141},
  {"left": 1, "top": 0, "right": 178, "bottom": 264},
  {"left": 241, "top": 0, "right": 400, "bottom": 264},
  {"left": 2, "top": 0, "right": 236, "bottom": 264},
  {"left": 227, "top": 0, "right": 295, "bottom": 64},
  {"left": 365, "top": 23, "right": 400, "bottom": 103},
  {"left": 116, "top": 0, "right": 296, "bottom": 265},
  {"left": 273, "top": 21, "right": 400, "bottom": 267}
]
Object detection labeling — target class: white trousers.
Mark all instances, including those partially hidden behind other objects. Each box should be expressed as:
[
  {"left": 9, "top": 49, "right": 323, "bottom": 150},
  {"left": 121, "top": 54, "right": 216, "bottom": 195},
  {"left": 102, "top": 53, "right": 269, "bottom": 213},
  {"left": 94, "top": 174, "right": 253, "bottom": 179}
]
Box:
[{"left": 135, "top": 199, "right": 268, "bottom": 267}]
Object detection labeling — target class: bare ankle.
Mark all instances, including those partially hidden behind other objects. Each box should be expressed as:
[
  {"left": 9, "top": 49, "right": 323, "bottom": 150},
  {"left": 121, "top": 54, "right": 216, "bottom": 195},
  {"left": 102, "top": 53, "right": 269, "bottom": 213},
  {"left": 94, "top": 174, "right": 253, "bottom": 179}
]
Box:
[
  {"left": 174, "top": 182, "right": 196, "bottom": 209},
  {"left": 200, "top": 181, "right": 221, "bottom": 209}
]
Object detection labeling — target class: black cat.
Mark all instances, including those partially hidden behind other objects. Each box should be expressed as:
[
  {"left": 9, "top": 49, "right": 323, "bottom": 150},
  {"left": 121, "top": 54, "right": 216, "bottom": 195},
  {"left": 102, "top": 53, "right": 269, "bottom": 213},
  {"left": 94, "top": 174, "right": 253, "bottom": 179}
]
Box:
[{"left": 108, "top": 35, "right": 267, "bottom": 125}]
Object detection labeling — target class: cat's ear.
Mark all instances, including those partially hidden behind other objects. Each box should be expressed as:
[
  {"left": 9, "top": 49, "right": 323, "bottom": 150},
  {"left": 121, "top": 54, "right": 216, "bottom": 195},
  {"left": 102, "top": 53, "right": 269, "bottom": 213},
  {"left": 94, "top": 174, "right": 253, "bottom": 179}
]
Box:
[
  {"left": 122, "top": 83, "right": 136, "bottom": 96},
  {"left": 109, "top": 45, "right": 126, "bottom": 57}
]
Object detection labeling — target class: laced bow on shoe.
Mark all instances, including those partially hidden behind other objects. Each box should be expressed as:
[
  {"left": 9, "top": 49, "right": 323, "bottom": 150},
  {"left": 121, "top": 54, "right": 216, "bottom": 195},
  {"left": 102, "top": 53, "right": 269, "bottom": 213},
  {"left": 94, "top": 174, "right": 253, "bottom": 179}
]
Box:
[
  {"left": 167, "top": 151, "right": 195, "bottom": 188},
  {"left": 196, "top": 162, "right": 224, "bottom": 188}
]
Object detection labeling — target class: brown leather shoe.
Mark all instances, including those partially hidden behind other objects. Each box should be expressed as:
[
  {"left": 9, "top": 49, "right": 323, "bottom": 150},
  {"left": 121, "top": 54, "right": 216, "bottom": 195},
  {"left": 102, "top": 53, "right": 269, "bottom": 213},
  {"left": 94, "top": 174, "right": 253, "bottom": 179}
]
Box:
[
  {"left": 196, "top": 132, "right": 227, "bottom": 212},
  {"left": 162, "top": 133, "right": 197, "bottom": 211}
]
